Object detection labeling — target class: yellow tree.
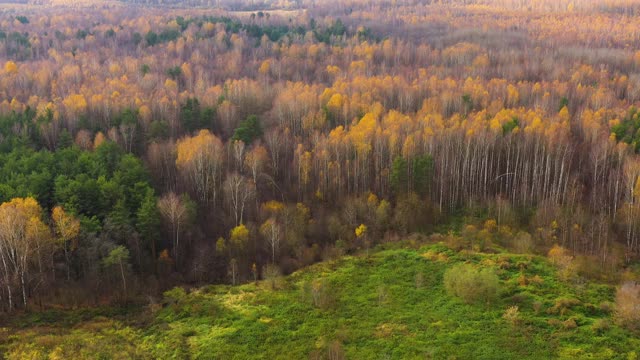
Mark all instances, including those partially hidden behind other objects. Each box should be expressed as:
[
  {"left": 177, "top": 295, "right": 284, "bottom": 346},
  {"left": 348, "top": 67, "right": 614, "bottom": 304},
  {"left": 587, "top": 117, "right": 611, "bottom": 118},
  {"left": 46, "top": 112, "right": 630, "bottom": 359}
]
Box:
[
  {"left": 51, "top": 206, "right": 80, "bottom": 281},
  {"left": 230, "top": 224, "right": 249, "bottom": 250},
  {"left": 3, "top": 61, "right": 18, "bottom": 75},
  {"left": 244, "top": 144, "right": 269, "bottom": 185},
  {"left": 0, "top": 198, "right": 50, "bottom": 310},
  {"left": 176, "top": 130, "right": 224, "bottom": 205},
  {"left": 62, "top": 94, "right": 87, "bottom": 131}
]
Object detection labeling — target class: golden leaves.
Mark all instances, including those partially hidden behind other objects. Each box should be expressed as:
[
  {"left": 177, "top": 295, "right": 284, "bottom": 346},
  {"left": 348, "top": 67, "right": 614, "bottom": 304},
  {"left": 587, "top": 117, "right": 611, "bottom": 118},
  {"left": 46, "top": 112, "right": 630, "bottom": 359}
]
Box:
[
  {"left": 3, "top": 61, "right": 18, "bottom": 75},
  {"left": 230, "top": 224, "right": 249, "bottom": 246},
  {"left": 52, "top": 206, "right": 80, "bottom": 246},
  {"left": 176, "top": 129, "right": 223, "bottom": 168},
  {"left": 62, "top": 94, "right": 87, "bottom": 117}
]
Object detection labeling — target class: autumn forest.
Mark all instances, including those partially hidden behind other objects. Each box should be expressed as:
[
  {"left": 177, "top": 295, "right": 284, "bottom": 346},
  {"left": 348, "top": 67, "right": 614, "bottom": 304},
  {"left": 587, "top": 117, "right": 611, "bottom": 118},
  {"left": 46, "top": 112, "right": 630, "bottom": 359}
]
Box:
[{"left": 1, "top": 0, "right": 640, "bottom": 357}]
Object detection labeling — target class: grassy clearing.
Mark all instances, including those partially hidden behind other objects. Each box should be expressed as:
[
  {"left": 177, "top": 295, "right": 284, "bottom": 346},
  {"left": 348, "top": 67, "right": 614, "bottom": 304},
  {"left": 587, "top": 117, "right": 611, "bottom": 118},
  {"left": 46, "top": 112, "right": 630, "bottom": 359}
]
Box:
[{"left": 2, "top": 243, "right": 638, "bottom": 359}]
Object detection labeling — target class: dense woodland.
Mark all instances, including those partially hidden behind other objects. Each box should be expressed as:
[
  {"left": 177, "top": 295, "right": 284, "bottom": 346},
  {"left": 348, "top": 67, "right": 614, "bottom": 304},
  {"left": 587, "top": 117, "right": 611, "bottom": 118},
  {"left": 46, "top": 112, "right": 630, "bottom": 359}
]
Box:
[{"left": 0, "top": 0, "right": 640, "bottom": 313}]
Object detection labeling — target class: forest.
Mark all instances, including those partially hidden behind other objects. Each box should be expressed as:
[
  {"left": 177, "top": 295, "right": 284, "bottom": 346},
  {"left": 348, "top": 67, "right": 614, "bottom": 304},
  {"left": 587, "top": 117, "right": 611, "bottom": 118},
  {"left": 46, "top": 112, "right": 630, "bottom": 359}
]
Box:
[{"left": 0, "top": 0, "right": 640, "bottom": 357}]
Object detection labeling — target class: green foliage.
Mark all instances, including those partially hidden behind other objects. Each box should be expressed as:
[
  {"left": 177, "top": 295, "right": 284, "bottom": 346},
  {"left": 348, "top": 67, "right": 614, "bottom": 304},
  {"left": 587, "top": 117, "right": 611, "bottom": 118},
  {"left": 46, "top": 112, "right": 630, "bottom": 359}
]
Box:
[
  {"left": 462, "top": 93, "right": 473, "bottom": 113},
  {"left": 390, "top": 156, "right": 407, "bottom": 195},
  {"left": 314, "top": 19, "right": 346, "bottom": 44},
  {"left": 132, "top": 32, "right": 142, "bottom": 46},
  {"left": 199, "top": 15, "right": 304, "bottom": 42},
  {"left": 112, "top": 108, "right": 139, "bottom": 128},
  {"left": 0, "top": 140, "right": 152, "bottom": 237},
  {"left": 15, "top": 15, "right": 29, "bottom": 24},
  {"left": 502, "top": 117, "right": 520, "bottom": 135},
  {"left": 57, "top": 129, "right": 73, "bottom": 149},
  {"left": 166, "top": 66, "right": 182, "bottom": 80},
  {"left": 6, "top": 31, "right": 31, "bottom": 59},
  {"left": 180, "top": 97, "right": 214, "bottom": 133},
  {"left": 232, "top": 114, "right": 262, "bottom": 144},
  {"left": 102, "top": 246, "right": 130, "bottom": 267},
  {"left": 558, "top": 97, "right": 569, "bottom": 111},
  {"left": 413, "top": 155, "right": 433, "bottom": 196},
  {"left": 0, "top": 108, "right": 38, "bottom": 150},
  {"left": 244, "top": 23, "right": 291, "bottom": 42},
  {"left": 611, "top": 107, "right": 640, "bottom": 152},
  {"left": 76, "top": 29, "right": 89, "bottom": 40},
  {"left": 145, "top": 29, "right": 181, "bottom": 47},
  {"left": 140, "top": 63, "right": 150, "bottom": 75},
  {"left": 444, "top": 263, "right": 500, "bottom": 304},
  {"left": 136, "top": 188, "right": 161, "bottom": 253},
  {"left": 7, "top": 245, "right": 638, "bottom": 359},
  {"left": 148, "top": 120, "right": 169, "bottom": 141}
]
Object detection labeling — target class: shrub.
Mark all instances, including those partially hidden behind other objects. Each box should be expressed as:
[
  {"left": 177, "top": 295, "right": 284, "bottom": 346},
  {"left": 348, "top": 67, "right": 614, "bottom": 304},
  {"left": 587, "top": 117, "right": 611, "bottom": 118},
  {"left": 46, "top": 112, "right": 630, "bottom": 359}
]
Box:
[
  {"left": 548, "top": 244, "right": 575, "bottom": 281},
  {"left": 511, "top": 231, "right": 534, "bottom": 254},
  {"left": 599, "top": 301, "right": 614, "bottom": 314},
  {"left": 304, "top": 278, "right": 337, "bottom": 310},
  {"left": 562, "top": 318, "right": 578, "bottom": 329},
  {"left": 163, "top": 287, "right": 187, "bottom": 305},
  {"left": 614, "top": 282, "right": 640, "bottom": 330},
  {"left": 548, "top": 297, "right": 581, "bottom": 315},
  {"left": 263, "top": 264, "right": 282, "bottom": 290},
  {"left": 327, "top": 340, "right": 345, "bottom": 360},
  {"left": 529, "top": 275, "right": 544, "bottom": 285},
  {"left": 443, "top": 264, "right": 500, "bottom": 304},
  {"left": 533, "top": 301, "right": 543, "bottom": 314},
  {"left": 547, "top": 318, "right": 563, "bottom": 327},
  {"left": 592, "top": 319, "right": 610, "bottom": 334},
  {"left": 503, "top": 306, "right": 521, "bottom": 326},
  {"left": 415, "top": 272, "right": 425, "bottom": 289}
]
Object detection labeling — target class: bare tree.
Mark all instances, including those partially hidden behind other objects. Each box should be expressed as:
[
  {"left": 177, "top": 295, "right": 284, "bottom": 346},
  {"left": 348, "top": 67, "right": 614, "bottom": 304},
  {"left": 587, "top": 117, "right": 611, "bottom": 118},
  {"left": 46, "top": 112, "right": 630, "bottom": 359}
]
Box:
[
  {"left": 158, "top": 192, "right": 188, "bottom": 268},
  {"left": 224, "top": 173, "right": 256, "bottom": 226}
]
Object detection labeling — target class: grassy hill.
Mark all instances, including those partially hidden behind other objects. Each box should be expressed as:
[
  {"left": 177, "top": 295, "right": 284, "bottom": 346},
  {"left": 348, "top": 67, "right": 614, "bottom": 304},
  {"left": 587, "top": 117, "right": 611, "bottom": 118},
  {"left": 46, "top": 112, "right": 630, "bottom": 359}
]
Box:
[{"left": 2, "top": 242, "right": 638, "bottom": 359}]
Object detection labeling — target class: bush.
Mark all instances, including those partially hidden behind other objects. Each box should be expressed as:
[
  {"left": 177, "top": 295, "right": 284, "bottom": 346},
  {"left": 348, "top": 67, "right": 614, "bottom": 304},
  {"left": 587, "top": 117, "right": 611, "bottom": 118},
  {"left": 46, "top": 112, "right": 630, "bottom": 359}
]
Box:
[
  {"left": 163, "top": 287, "right": 187, "bottom": 305},
  {"left": 532, "top": 301, "right": 543, "bottom": 314},
  {"left": 592, "top": 319, "right": 610, "bottom": 334},
  {"left": 615, "top": 282, "right": 640, "bottom": 330},
  {"left": 548, "top": 297, "right": 581, "bottom": 315},
  {"left": 303, "top": 278, "right": 337, "bottom": 310},
  {"left": 443, "top": 264, "right": 500, "bottom": 304},
  {"left": 503, "top": 306, "right": 521, "bottom": 326},
  {"left": 263, "top": 264, "right": 282, "bottom": 290},
  {"left": 562, "top": 318, "right": 578, "bottom": 329}
]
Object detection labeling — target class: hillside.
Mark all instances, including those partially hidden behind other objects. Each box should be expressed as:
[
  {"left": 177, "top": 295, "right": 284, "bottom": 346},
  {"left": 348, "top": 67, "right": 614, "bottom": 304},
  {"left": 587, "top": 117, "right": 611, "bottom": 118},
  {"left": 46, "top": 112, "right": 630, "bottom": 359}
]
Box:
[{"left": 2, "top": 243, "right": 638, "bottom": 359}]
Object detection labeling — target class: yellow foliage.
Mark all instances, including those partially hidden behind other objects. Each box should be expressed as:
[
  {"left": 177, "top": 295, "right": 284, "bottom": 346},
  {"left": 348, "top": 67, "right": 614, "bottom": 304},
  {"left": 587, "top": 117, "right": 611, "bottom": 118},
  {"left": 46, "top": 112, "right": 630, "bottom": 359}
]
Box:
[
  {"left": 62, "top": 94, "right": 87, "bottom": 116},
  {"left": 348, "top": 112, "right": 377, "bottom": 154},
  {"left": 259, "top": 60, "right": 271, "bottom": 75},
  {"left": 326, "top": 65, "right": 341, "bottom": 76},
  {"left": 0, "top": 197, "right": 50, "bottom": 248},
  {"left": 4, "top": 61, "right": 18, "bottom": 74},
  {"left": 139, "top": 105, "right": 152, "bottom": 122},
  {"left": 164, "top": 79, "right": 178, "bottom": 91},
  {"left": 548, "top": 244, "right": 567, "bottom": 260},
  {"left": 262, "top": 200, "right": 284, "bottom": 214},
  {"left": 52, "top": 206, "right": 80, "bottom": 248},
  {"left": 483, "top": 219, "right": 497, "bottom": 233},
  {"left": 355, "top": 224, "right": 367, "bottom": 238},
  {"left": 93, "top": 132, "right": 106, "bottom": 149},
  {"left": 230, "top": 224, "right": 249, "bottom": 247},
  {"left": 326, "top": 93, "right": 344, "bottom": 112},
  {"left": 176, "top": 129, "right": 223, "bottom": 167},
  {"left": 367, "top": 193, "right": 379, "bottom": 206}
]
